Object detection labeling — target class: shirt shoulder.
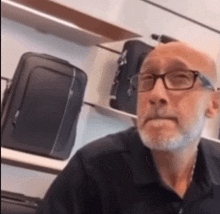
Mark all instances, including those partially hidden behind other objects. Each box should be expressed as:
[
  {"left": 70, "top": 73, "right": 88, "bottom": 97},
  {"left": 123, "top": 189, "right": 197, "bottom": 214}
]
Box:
[
  {"left": 78, "top": 127, "right": 137, "bottom": 160},
  {"left": 200, "top": 138, "right": 220, "bottom": 185},
  {"left": 200, "top": 137, "right": 220, "bottom": 157}
]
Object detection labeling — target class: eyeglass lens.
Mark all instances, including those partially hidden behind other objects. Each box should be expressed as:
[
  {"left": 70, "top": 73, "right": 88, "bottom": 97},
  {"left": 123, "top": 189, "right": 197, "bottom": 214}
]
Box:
[{"left": 137, "top": 71, "right": 195, "bottom": 91}]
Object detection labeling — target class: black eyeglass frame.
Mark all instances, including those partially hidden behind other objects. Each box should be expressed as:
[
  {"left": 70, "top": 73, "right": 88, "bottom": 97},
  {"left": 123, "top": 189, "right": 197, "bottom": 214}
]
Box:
[{"left": 130, "top": 70, "right": 215, "bottom": 92}]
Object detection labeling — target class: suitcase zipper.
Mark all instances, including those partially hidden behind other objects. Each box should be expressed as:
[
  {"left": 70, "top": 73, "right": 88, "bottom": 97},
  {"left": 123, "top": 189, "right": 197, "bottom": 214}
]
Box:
[
  {"left": 12, "top": 110, "right": 20, "bottom": 127},
  {"left": 50, "top": 68, "right": 76, "bottom": 155}
]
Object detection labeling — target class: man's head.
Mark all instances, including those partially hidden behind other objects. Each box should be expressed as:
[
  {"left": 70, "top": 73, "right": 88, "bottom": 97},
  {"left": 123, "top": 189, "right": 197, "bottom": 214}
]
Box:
[{"left": 136, "top": 41, "right": 219, "bottom": 152}]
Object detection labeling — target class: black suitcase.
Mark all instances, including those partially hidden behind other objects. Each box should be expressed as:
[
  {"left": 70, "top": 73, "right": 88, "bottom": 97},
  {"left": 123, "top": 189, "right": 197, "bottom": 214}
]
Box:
[
  {"left": 110, "top": 40, "right": 153, "bottom": 114},
  {"left": 1, "top": 52, "right": 87, "bottom": 160},
  {"left": 1, "top": 190, "right": 41, "bottom": 214}
]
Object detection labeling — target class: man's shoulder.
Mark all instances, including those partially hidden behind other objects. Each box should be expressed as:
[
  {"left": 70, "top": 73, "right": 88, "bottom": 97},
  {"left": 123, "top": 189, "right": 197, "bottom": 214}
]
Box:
[
  {"left": 78, "top": 127, "right": 137, "bottom": 159},
  {"left": 200, "top": 137, "right": 220, "bottom": 157},
  {"left": 200, "top": 137, "right": 220, "bottom": 185}
]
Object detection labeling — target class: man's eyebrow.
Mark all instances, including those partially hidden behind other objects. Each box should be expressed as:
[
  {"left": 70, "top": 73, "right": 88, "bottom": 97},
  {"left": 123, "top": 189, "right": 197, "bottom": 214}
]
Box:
[
  {"left": 140, "top": 60, "right": 160, "bottom": 73},
  {"left": 166, "top": 60, "right": 189, "bottom": 70}
]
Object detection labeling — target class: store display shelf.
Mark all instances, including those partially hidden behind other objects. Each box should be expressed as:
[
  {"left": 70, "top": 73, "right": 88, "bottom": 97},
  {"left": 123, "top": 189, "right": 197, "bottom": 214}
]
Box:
[
  {"left": 84, "top": 101, "right": 137, "bottom": 125},
  {"left": 1, "top": 147, "right": 63, "bottom": 174},
  {"left": 1, "top": 0, "right": 141, "bottom": 46}
]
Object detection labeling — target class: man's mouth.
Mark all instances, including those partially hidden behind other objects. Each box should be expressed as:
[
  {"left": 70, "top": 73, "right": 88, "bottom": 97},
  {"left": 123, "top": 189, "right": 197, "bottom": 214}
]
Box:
[{"left": 146, "top": 117, "right": 178, "bottom": 123}]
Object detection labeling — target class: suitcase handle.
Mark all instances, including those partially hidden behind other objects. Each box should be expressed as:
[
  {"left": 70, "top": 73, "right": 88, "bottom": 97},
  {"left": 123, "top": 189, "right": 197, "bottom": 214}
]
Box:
[
  {"left": 23, "top": 52, "right": 71, "bottom": 66},
  {"left": 40, "top": 53, "right": 71, "bottom": 65}
]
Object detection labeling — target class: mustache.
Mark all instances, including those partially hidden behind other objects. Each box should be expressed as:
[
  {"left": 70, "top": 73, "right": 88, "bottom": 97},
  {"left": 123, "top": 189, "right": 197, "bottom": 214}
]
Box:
[{"left": 141, "top": 109, "right": 178, "bottom": 124}]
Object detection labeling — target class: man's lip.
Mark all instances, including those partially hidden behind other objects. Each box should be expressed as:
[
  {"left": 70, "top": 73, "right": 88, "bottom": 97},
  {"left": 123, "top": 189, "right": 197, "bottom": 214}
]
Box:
[{"left": 146, "top": 117, "right": 178, "bottom": 123}]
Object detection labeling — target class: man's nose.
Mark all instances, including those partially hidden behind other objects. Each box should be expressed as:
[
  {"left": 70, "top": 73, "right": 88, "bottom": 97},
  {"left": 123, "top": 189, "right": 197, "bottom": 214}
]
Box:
[{"left": 148, "top": 78, "right": 168, "bottom": 106}]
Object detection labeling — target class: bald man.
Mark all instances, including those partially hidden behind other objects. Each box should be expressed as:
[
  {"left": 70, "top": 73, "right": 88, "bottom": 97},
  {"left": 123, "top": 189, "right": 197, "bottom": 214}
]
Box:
[{"left": 36, "top": 42, "right": 220, "bottom": 214}]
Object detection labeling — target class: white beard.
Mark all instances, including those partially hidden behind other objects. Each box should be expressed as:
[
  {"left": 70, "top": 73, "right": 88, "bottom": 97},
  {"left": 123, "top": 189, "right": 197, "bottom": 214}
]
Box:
[{"left": 138, "top": 115, "right": 206, "bottom": 152}]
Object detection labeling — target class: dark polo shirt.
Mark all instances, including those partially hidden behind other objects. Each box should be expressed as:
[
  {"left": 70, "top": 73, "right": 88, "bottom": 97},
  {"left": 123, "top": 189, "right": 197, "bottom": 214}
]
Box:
[{"left": 36, "top": 127, "right": 220, "bottom": 214}]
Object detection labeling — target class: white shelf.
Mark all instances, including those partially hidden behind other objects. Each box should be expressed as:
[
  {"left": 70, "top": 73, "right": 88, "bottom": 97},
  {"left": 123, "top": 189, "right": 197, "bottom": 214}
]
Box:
[
  {"left": 1, "top": 102, "right": 137, "bottom": 174},
  {"left": 1, "top": 0, "right": 141, "bottom": 46},
  {"left": 84, "top": 102, "right": 137, "bottom": 125},
  {"left": 1, "top": 147, "right": 64, "bottom": 174}
]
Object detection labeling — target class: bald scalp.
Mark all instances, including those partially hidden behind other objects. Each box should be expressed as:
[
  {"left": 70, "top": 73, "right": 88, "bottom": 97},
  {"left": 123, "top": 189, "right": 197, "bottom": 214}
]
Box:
[{"left": 144, "top": 42, "right": 218, "bottom": 87}]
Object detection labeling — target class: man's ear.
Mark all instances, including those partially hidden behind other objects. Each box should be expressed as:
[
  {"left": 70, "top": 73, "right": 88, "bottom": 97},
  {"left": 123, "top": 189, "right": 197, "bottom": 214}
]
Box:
[{"left": 205, "top": 91, "right": 219, "bottom": 118}]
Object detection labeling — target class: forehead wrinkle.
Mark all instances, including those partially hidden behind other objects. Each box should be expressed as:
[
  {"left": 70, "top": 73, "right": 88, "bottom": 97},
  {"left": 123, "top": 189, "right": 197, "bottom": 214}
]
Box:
[{"left": 141, "top": 57, "right": 189, "bottom": 74}]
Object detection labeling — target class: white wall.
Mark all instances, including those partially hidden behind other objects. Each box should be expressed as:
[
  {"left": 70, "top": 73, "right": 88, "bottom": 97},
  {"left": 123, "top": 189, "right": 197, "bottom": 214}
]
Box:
[{"left": 1, "top": 0, "right": 219, "bottom": 199}]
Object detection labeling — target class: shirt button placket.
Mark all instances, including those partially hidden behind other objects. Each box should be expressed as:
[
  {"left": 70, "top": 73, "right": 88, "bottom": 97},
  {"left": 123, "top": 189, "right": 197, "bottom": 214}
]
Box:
[{"left": 178, "top": 208, "right": 183, "bottom": 214}]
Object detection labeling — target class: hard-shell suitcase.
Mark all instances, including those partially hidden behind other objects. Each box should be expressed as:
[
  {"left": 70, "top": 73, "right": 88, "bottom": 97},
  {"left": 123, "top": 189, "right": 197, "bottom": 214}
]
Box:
[
  {"left": 110, "top": 40, "right": 153, "bottom": 114},
  {"left": 1, "top": 52, "right": 87, "bottom": 160},
  {"left": 1, "top": 190, "right": 41, "bottom": 214}
]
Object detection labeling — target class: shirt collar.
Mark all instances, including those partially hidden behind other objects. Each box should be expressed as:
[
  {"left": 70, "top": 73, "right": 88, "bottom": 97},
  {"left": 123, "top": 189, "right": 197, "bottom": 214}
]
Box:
[
  {"left": 123, "top": 128, "right": 220, "bottom": 187},
  {"left": 123, "top": 127, "right": 160, "bottom": 186}
]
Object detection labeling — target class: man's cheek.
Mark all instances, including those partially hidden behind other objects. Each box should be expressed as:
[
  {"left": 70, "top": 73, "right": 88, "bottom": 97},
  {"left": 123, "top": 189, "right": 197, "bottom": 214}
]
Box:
[
  {"left": 179, "top": 94, "right": 198, "bottom": 113},
  {"left": 137, "top": 98, "right": 148, "bottom": 118},
  {"left": 179, "top": 99, "right": 204, "bottom": 127}
]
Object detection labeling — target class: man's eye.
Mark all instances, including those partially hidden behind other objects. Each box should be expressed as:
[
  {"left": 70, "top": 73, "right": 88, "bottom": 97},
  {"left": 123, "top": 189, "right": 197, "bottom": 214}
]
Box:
[
  {"left": 142, "top": 75, "right": 154, "bottom": 81},
  {"left": 173, "top": 74, "right": 190, "bottom": 79}
]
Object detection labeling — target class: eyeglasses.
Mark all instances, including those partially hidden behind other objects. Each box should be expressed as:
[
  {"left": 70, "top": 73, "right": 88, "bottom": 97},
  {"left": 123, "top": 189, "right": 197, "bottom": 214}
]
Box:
[{"left": 129, "top": 70, "right": 215, "bottom": 92}]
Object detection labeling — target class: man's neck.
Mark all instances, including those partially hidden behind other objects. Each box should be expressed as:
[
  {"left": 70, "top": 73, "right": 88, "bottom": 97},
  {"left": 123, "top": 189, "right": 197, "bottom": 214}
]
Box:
[{"left": 151, "top": 146, "right": 198, "bottom": 198}]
